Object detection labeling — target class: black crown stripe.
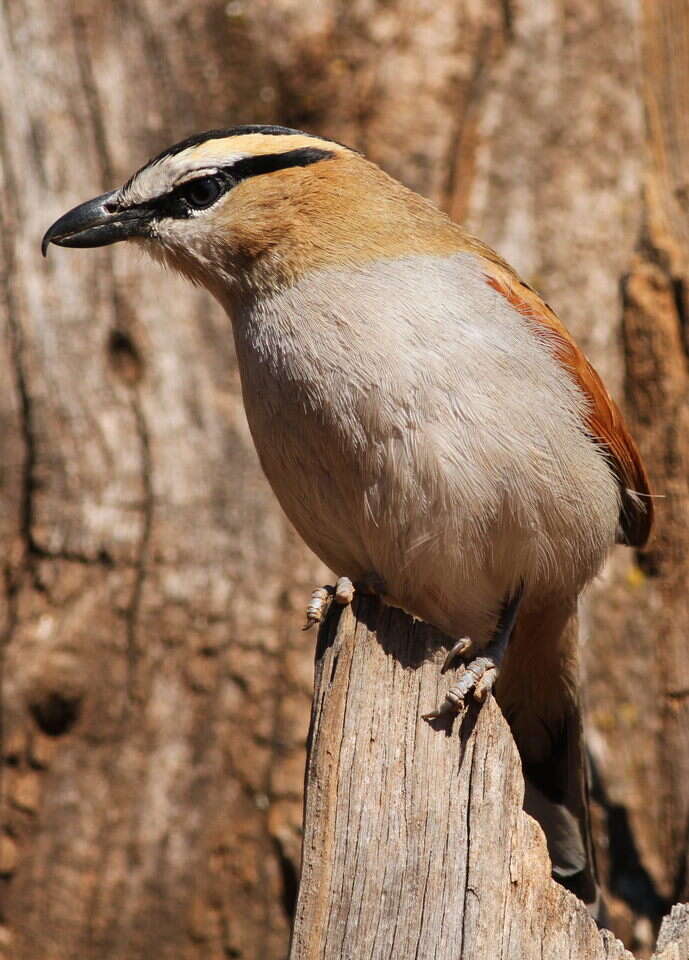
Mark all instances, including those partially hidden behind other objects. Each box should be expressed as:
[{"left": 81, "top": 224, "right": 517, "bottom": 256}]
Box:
[
  {"left": 147, "top": 125, "right": 351, "bottom": 168},
  {"left": 123, "top": 126, "right": 350, "bottom": 195},
  {"left": 227, "top": 147, "right": 334, "bottom": 181}
]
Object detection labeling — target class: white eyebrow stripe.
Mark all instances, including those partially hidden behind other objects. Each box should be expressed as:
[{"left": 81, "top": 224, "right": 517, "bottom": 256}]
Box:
[
  {"left": 168, "top": 151, "right": 250, "bottom": 185},
  {"left": 122, "top": 150, "right": 249, "bottom": 205},
  {"left": 172, "top": 166, "right": 221, "bottom": 187}
]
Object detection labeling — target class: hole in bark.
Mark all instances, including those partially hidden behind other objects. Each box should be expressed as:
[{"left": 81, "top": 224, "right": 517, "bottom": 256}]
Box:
[
  {"left": 107, "top": 329, "right": 144, "bottom": 384},
  {"left": 29, "top": 691, "right": 82, "bottom": 737}
]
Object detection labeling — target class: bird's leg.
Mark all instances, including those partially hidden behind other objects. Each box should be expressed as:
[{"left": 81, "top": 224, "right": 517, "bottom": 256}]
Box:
[
  {"left": 303, "top": 576, "right": 356, "bottom": 630},
  {"left": 423, "top": 584, "right": 524, "bottom": 719}
]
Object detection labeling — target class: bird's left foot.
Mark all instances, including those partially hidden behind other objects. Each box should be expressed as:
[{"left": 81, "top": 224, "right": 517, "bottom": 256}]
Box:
[
  {"left": 423, "top": 584, "right": 524, "bottom": 720},
  {"left": 303, "top": 576, "right": 355, "bottom": 630},
  {"left": 422, "top": 647, "right": 500, "bottom": 719}
]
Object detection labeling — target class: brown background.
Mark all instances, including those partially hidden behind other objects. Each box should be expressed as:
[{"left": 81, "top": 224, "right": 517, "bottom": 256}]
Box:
[{"left": 0, "top": 1, "right": 687, "bottom": 957}]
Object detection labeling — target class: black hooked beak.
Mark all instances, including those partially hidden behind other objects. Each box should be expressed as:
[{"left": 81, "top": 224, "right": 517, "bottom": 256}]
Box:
[{"left": 41, "top": 189, "right": 152, "bottom": 257}]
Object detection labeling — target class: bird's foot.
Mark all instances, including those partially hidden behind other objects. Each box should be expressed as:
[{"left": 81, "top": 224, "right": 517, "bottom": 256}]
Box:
[
  {"left": 423, "top": 585, "right": 524, "bottom": 720},
  {"left": 422, "top": 650, "right": 499, "bottom": 720},
  {"left": 303, "top": 576, "right": 355, "bottom": 630}
]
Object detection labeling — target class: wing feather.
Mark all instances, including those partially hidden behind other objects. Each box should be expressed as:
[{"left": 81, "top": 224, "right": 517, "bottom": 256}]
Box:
[{"left": 482, "top": 264, "right": 652, "bottom": 547}]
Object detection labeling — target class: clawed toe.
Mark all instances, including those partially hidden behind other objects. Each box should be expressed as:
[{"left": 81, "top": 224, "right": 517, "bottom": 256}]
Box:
[
  {"left": 424, "top": 586, "right": 522, "bottom": 721},
  {"left": 303, "top": 577, "right": 356, "bottom": 629},
  {"left": 303, "top": 586, "right": 333, "bottom": 630},
  {"left": 334, "top": 576, "right": 355, "bottom": 605},
  {"left": 441, "top": 636, "right": 473, "bottom": 674},
  {"left": 423, "top": 656, "right": 498, "bottom": 720},
  {"left": 473, "top": 665, "right": 498, "bottom": 701}
]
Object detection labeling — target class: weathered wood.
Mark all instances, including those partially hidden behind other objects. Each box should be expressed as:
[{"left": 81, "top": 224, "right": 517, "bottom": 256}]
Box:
[
  {"left": 290, "top": 597, "right": 635, "bottom": 960},
  {"left": 651, "top": 904, "right": 689, "bottom": 960}
]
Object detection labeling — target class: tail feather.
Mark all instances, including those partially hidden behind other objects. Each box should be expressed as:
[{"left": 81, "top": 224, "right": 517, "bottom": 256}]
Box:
[
  {"left": 521, "top": 704, "right": 598, "bottom": 910},
  {"left": 496, "top": 601, "right": 601, "bottom": 916},
  {"left": 523, "top": 780, "right": 587, "bottom": 878}
]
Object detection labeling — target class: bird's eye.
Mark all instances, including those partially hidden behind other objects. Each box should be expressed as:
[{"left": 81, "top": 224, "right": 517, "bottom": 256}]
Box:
[{"left": 179, "top": 176, "right": 224, "bottom": 210}]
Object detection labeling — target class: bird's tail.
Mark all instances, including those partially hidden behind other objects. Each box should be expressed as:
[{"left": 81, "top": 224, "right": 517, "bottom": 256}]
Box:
[{"left": 495, "top": 602, "right": 601, "bottom": 916}]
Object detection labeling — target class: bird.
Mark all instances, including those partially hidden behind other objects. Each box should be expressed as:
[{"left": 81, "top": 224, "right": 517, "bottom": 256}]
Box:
[{"left": 42, "top": 123, "right": 653, "bottom": 913}]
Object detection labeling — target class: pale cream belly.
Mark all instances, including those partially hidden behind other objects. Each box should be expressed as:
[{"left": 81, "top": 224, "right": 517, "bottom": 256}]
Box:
[{"left": 252, "top": 419, "right": 552, "bottom": 645}]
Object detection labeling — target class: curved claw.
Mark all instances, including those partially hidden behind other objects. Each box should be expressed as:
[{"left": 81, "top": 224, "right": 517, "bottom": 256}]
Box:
[
  {"left": 427, "top": 586, "right": 523, "bottom": 720},
  {"left": 441, "top": 636, "right": 473, "bottom": 674}
]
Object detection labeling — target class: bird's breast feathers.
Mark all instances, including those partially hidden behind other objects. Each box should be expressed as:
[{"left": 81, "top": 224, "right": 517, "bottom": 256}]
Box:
[{"left": 230, "top": 251, "right": 624, "bottom": 613}]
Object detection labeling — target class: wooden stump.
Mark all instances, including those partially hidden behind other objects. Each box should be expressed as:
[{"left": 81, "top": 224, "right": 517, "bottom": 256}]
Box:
[{"left": 289, "top": 597, "right": 637, "bottom": 960}]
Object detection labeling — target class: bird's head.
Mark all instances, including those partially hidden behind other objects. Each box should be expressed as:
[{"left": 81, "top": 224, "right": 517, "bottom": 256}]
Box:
[
  {"left": 42, "top": 124, "right": 459, "bottom": 301},
  {"left": 43, "top": 125, "right": 357, "bottom": 296}
]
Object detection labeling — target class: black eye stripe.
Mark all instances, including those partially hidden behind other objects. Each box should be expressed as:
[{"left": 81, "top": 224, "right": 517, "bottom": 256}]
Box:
[{"left": 144, "top": 147, "right": 334, "bottom": 221}]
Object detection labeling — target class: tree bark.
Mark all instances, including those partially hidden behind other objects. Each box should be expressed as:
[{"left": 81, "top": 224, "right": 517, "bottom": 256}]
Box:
[
  {"left": 0, "top": 4, "right": 328, "bottom": 958},
  {"left": 289, "top": 598, "right": 686, "bottom": 960},
  {"left": 652, "top": 905, "right": 689, "bottom": 960},
  {"left": 617, "top": 0, "right": 689, "bottom": 908}
]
